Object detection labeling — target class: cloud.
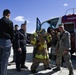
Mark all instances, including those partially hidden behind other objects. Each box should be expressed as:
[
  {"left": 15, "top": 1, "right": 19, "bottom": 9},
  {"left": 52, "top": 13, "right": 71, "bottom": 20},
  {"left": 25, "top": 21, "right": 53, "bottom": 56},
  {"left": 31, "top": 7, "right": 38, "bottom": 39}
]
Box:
[
  {"left": 14, "top": 16, "right": 30, "bottom": 24},
  {"left": 14, "top": 16, "right": 25, "bottom": 22},
  {"left": 64, "top": 3, "right": 68, "bottom": 6}
]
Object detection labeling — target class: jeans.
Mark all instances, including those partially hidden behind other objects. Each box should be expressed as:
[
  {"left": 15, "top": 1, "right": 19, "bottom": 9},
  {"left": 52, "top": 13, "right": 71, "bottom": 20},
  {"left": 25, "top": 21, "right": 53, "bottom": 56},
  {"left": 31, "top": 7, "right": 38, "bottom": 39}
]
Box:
[{"left": 0, "top": 39, "right": 11, "bottom": 75}]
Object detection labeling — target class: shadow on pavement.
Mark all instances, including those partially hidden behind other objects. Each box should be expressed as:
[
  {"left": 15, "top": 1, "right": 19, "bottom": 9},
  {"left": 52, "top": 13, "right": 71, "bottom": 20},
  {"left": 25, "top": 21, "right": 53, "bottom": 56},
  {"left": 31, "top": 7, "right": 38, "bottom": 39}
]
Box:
[
  {"left": 7, "top": 67, "right": 55, "bottom": 75},
  {"left": 30, "top": 69, "right": 56, "bottom": 75},
  {"left": 7, "top": 68, "right": 32, "bottom": 75},
  {"left": 43, "top": 71, "right": 57, "bottom": 75},
  {"left": 50, "top": 55, "right": 76, "bottom": 70}
]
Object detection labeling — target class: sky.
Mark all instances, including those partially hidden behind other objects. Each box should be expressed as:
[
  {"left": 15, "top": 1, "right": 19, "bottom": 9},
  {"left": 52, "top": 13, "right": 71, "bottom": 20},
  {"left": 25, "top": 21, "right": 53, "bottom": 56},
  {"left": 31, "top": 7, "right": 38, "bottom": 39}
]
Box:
[{"left": 0, "top": 0, "right": 76, "bottom": 33}]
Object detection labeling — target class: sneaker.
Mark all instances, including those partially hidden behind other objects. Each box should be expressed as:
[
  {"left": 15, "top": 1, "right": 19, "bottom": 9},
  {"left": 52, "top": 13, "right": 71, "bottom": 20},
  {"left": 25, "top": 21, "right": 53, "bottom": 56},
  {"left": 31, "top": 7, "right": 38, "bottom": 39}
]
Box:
[
  {"left": 53, "top": 67, "right": 61, "bottom": 72},
  {"left": 31, "top": 70, "right": 37, "bottom": 73},
  {"left": 21, "top": 65, "right": 28, "bottom": 69},
  {"left": 69, "top": 70, "right": 74, "bottom": 75}
]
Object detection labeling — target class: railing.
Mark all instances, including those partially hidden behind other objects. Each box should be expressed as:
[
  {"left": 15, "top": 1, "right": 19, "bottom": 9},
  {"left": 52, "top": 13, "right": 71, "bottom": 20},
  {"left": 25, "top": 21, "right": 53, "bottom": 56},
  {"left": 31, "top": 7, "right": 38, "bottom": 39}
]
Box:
[{"left": 65, "top": 8, "right": 76, "bottom": 15}]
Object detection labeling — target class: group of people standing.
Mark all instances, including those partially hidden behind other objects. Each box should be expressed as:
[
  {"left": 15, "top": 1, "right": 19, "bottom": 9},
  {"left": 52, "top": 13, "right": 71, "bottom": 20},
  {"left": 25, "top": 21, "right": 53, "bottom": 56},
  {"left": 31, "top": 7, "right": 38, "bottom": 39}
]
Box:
[
  {"left": 30, "top": 25, "right": 74, "bottom": 75},
  {"left": 0, "top": 9, "right": 74, "bottom": 75}
]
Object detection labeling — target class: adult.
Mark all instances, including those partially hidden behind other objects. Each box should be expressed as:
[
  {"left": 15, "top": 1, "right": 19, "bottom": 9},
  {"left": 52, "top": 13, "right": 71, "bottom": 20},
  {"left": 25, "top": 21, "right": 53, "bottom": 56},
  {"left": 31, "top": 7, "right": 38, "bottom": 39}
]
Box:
[
  {"left": 15, "top": 23, "right": 27, "bottom": 72},
  {"left": 53, "top": 23, "right": 74, "bottom": 75},
  {"left": 10, "top": 24, "right": 19, "bottom": 63},
  {"left": 0, "top": 9, "right": 14, "bottom": 75}
]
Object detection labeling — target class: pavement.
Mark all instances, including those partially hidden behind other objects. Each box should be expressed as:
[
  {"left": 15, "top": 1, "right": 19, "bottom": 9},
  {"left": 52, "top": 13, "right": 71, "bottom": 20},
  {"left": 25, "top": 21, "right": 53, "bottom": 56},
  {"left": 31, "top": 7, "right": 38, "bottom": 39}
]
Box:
[{"left": 7, "top": 46, "right": 76, "bottom": 75}]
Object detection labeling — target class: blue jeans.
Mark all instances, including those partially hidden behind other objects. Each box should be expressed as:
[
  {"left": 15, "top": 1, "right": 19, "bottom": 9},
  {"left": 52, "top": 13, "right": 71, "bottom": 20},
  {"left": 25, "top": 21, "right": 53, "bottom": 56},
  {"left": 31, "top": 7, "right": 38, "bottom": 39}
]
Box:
[{"left": 0, "top": 39, "right": 11, "bottom": 75}]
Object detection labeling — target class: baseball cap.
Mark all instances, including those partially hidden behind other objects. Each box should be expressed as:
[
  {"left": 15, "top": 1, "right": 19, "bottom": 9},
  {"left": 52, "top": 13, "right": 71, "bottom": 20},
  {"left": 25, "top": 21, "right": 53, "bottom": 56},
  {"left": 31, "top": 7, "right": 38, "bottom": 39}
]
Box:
[{"left": 58, "top": 23, "right": 64, "bottom": 27}]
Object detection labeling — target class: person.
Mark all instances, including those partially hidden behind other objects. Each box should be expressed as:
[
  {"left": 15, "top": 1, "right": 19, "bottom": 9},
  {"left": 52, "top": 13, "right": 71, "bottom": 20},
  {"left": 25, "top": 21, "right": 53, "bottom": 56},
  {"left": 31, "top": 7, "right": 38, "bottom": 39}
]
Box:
[
  {"left": 48, "top": 29, "right": 58, "bottom": 65},
  {"left": 15, "top": 23, "right": 27, "bottom": 72},
  {"left": 0, "top": 9, "right": 14, "bottom": 75},
  {"left": 31, "top": 29, "right": 51, "bottom": 73},
  {"left": 10, "top": 24, "right": 19, "bottom": 63},
  {"left": 53, "top": 23, "right": 74, "bottom": 75},
  {"left": 47, "top": 27, "right": 53, "bottom": 49},
  {"left": 31, "top": 30, "right": 39, "bottom": 58}
]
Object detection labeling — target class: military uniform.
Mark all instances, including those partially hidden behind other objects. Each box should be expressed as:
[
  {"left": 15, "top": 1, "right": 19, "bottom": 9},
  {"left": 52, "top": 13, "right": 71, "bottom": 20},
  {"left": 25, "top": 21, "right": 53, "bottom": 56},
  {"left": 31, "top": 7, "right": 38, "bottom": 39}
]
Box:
[
  {"left": 53, "top": 30, "right": 73, "bottom": 75},
  {"left": 31, "top": 30, "right": 52, "bottom": 73}
]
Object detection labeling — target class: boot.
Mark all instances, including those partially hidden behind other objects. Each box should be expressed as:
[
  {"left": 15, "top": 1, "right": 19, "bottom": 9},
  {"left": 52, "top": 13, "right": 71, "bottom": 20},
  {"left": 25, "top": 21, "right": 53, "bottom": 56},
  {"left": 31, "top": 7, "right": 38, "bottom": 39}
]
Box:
[
  {"left": 21, "top": 65, "right": 28, "bottom": 69},
  {"left": 31, "top": 70, "right": 37, "bottom": 73},
  {"left": 69, "top": 70, "right": 74, "bottom": 75},
  {"left": 53, "top": 67, "right": 61, "bottom": 72},
  {"left": 16, "top": 68, "right": 21, "bottom": 72},
  {"left": 45, "top": 66, "right": 51, "bottom": 70}
]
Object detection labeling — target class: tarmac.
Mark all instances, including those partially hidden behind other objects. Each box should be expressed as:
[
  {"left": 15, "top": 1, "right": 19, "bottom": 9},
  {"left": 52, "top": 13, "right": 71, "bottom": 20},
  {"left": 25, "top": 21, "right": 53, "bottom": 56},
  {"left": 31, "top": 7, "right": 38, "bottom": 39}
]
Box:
[{"left": 7, "top": 46, "right": 76, "bottom": 75}]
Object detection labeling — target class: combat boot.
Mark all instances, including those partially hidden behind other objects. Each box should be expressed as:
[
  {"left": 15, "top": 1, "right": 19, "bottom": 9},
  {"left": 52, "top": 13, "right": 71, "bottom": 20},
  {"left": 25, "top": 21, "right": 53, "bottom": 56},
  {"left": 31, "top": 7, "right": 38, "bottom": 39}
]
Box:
[
  {"left": 31, "top": 70, "right": 37, "bottom": 73},
  {"left": 53, "top": 67, "right": 61, "bottom": 72},
  {"left": 45, "top": 66, "right": 51, "bottom": 70},
  {"left": 69, "top": 70, "right": 74, "bottom": 75}
]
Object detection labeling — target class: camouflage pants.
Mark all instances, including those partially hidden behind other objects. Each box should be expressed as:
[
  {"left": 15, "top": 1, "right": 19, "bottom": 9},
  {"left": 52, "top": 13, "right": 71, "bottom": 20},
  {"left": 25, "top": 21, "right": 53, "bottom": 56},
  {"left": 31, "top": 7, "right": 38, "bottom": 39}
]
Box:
[
  {"left": 31, "top": 58, "right": 50, "bottom": 70},
  {"left": 56, "top": 50, "right": 73, "bottom": 70}
]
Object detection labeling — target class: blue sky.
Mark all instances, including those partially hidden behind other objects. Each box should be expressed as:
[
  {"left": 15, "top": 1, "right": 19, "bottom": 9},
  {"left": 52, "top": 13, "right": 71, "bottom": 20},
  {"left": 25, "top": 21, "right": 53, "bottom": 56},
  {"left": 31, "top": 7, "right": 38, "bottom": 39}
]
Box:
[{"left": 0, "top": 0, "right": 76, "bottom": 33}]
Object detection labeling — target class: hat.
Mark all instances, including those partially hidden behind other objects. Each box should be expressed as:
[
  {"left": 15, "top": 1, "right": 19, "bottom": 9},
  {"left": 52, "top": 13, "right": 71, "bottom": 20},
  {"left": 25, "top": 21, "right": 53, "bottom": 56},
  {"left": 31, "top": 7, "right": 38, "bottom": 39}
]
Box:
[{"left": 58, "top": 23, "right": 64, "bottom": 27}]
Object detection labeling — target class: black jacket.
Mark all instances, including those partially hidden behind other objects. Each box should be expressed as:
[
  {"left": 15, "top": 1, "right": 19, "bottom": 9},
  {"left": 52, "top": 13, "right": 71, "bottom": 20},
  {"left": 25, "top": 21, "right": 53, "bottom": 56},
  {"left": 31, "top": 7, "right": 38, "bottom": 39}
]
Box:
[
  {"left": 0, "top": 17, "right": 14, "bottom": 41},
  {"left": 15, "top": 29, "right": 27, "bottom": 48}
]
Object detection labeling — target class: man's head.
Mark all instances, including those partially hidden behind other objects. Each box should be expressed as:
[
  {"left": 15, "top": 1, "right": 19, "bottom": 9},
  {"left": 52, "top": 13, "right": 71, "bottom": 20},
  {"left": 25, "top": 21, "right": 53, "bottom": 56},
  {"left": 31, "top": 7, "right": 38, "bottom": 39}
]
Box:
[
  {"left": 58, "top": 23, "right": 65, "bottom": 32},
  {"left": 3, "top": 9, "right": 10, "bottom": 18},
  {"left": 47, "top": 27, "right": 53, "bottom": 34},
  {"left": 14, "top": 24, "right": 18, "bottom": 30},
  {"left": 21, "top": 23, "right": 26, "bottom": 31}
]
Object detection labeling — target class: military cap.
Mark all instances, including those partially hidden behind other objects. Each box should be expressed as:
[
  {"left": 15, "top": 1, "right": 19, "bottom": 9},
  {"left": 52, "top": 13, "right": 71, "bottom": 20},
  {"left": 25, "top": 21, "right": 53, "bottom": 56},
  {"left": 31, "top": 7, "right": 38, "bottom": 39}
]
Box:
[{"left": 58, "top": 23, "right": 64, "bottom": 27}]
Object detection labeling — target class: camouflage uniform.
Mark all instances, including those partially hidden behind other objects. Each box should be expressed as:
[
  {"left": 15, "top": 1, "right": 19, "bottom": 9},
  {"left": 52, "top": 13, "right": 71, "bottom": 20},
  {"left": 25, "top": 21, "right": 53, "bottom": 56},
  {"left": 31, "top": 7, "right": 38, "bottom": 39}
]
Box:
[
  {"left": 56, "top": 30, "right": 73, "bottom": 71},
  {"left": 31, "top": 30, "right": 52, "bottom": 72}
]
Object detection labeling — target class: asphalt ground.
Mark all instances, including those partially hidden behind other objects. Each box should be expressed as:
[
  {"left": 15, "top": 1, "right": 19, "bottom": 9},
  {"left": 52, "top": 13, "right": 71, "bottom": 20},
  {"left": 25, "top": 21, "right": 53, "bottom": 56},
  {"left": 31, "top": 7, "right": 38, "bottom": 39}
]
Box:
[{"left": 7, "top": 46, "right": 76, "bottom": 75}]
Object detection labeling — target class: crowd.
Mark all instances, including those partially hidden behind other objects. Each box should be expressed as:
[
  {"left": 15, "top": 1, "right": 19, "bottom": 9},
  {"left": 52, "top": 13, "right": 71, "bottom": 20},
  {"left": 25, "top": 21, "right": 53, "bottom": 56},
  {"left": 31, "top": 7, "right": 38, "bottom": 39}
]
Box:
[{"left": 0, "top": 9, "right": 74, "bottom": 75}]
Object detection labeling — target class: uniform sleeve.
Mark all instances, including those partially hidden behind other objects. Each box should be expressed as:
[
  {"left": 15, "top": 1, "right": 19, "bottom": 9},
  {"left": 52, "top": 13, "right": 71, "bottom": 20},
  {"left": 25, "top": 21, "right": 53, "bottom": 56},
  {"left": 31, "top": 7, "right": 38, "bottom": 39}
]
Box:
[
  {"left": 31, "top": 34, "right": 36, "bottom": 45},
  {"left": 64, "top": 32, "right": 71, "bottom": 50}
]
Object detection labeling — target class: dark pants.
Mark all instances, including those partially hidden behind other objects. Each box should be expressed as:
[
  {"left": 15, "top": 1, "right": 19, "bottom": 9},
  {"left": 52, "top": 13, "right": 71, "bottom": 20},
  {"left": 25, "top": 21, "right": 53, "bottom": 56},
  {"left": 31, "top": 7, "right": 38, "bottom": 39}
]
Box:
[
  {"left": 16, "top": 45, "right": 26, "bottom": 69},
  {"left": 31, "top": 58, "right": 49, "bottom": 70},
  {"left": 0, "top": 39, "right": 11, "bottom": 75},
  {"left": 33, "top": 47, "right": 37, "bottom": 58},
  {"left": 12, "top": 42, "right": 16, "bottom": 61}
]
